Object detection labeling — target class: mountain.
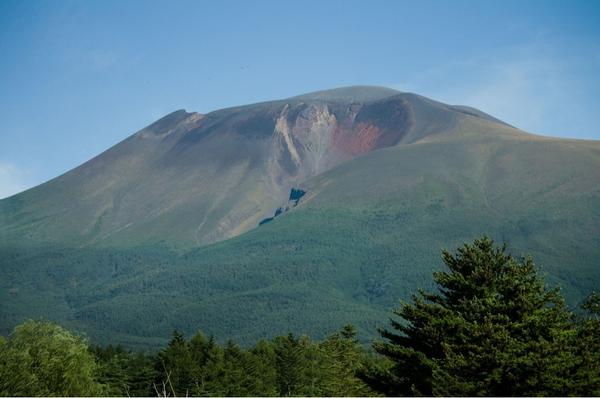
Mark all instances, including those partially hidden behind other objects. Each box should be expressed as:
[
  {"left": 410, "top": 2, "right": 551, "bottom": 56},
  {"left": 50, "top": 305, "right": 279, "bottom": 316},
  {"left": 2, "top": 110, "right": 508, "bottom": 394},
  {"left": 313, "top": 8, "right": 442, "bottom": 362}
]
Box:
[
  {"left": 0, "top": 86, "right": 512, "bottom": 248},
  {"left": 1, "top": 86, "right": 599, "bottom": 348}
]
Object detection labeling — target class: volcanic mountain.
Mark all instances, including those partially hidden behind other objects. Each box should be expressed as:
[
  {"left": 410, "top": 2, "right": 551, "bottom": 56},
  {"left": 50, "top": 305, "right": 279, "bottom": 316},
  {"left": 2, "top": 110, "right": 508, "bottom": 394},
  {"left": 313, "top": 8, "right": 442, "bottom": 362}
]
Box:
[
  {"left": 0, "top": 86, "right": 514, "bottom": 247},
  {"left": 1, "top": 86, "right": 599, "bottom": 347}
]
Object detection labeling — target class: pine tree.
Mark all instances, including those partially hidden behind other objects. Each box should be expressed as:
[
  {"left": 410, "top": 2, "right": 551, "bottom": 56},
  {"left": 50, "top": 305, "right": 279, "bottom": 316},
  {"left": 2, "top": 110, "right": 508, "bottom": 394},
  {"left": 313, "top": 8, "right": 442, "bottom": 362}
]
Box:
[
  {"left": 296, "top": 334, "right": 325, "bottom": 396},
  {"left": 320, "top": 324, "right": 375, "bottom": 396},
  {"left": 274, "top": 333, "right": 305, "bottom": 396},
  {"left": 191, "top": 334, "right": 226, "bottom": 396},
  {"left": 573, "top": 292, "right": 600, "bottom": 395},
  {"left": 361, "top": 237, "right": 578, "bottom": 396},
  {"left": 220, "top": 340, "right": 254, "bottom": 396},
  {"left": 248, "top": 339, "right": 278, "bottom": 396},
  {"left": 154, "top": 330, "right": 199, "bottom": 396}
]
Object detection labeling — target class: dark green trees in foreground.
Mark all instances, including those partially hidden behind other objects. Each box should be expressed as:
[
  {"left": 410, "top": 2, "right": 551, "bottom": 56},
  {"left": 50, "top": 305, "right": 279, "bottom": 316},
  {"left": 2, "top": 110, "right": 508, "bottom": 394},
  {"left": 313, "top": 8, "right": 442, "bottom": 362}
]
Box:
[
  {"left": 147, "top": 327, "right": 374, "bottom": 397},
  {"left": 361, "top": 237, "right": 599, "bottom": 396},
  {"left": 0, "top": 237, "right": 598, "bottom": 396}
]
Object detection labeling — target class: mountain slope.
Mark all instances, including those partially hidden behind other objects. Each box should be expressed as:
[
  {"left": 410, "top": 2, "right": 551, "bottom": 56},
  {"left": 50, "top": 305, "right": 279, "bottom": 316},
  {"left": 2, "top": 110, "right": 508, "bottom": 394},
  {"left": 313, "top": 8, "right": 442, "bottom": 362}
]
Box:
[{"left": 1, "top": 86, "right": 599, "bottom": 347}]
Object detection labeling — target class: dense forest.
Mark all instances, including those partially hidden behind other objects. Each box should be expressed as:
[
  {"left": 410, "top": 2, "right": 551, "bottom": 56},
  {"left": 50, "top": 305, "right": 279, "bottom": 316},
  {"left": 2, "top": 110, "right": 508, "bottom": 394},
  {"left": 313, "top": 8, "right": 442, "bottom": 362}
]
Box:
[{"left": 1, "top": 237, "right": 598, "bottom": 397}]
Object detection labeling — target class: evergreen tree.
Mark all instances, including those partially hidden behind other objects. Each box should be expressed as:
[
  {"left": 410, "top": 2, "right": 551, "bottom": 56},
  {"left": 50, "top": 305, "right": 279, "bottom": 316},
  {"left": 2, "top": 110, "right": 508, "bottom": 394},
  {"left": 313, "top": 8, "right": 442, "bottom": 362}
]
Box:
[
  {"left": 296, "top": 335, "right": 325, "bottom": 396},
  {"left": 220, "top": 340, "right": 254, "bottom": 396},
  {"left": 92, "top": 345, "right": 130, "bottom": 396},
  {"left": 362, "top": 237, "right": 578, "bottom": 396},
  {"left": 319, "top": 324, "right": 376, "bottom": 396},
  {"left": 274, "top": 333, "right": 306, "bottom": 396},
  {"left": 573, "top": 292, "right": 600, "bottom": 395},
  {"left": 247, "top": 339, "right": 278, "bottom": 396},
  {"left": 92, "top": 345, "right": 156, "bottom": 397},
  {"left": 191, "top": 334, "right": 226, "bottom": 396},
  {"left": 154, "top": 330, "right": 199, "bottom": 396}
]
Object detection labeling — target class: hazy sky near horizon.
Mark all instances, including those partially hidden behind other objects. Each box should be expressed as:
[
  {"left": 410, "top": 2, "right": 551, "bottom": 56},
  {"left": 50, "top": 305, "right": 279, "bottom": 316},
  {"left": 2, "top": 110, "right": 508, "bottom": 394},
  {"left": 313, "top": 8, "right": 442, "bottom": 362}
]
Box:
[{"left": 1, "top": 0, "right": 599, "bottom": 198}]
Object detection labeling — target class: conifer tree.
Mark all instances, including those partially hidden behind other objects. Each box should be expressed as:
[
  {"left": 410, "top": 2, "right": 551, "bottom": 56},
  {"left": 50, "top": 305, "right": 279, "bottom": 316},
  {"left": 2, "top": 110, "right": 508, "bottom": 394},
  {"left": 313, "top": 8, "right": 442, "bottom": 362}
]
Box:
[
  {"left": 320, "top": 324, "right": 375, "bottom": 396},
  {"left": 296, "top": 334, "right": 325, "bottom": 396},
  {"left": 220, "top": 340, "right": 255, "bottom": 396},
  {"left": 274, "top": 333, "right": 305, "bottom": 396},
  {"left": 362, "top": 237, "right": 578, "bottom": 396},
  {"left": 248, "top": 339, "right": 278, "bottom": 396},
  {"left": 573, "top": 292, "right": 600, "bottom": 395},
  {"left": 190, "top": 333, "right": 226, "bottom": 396},
  {"left": 154, "top": 330, "right": 199, "bottom": 396}
]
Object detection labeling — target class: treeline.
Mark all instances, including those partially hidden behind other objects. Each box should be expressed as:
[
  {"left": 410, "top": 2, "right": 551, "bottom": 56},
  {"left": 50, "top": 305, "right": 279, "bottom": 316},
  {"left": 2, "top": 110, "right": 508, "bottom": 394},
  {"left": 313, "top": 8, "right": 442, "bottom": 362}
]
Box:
[
  {"left": 0, "top": 237, "right": 599, "bottom": 396},
  {"left": 0, "top": 321, "right": 376, "bottom": 397},
  {"left": 96, "top": 325, "right": 376, "bottom": 397}
]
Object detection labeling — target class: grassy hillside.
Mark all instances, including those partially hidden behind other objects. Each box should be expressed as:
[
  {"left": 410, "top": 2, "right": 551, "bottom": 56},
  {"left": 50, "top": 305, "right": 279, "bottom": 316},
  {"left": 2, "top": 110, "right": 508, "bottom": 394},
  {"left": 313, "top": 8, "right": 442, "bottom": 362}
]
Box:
[{"left": 2, "top": 120, "right": 598, "bottom": 348}]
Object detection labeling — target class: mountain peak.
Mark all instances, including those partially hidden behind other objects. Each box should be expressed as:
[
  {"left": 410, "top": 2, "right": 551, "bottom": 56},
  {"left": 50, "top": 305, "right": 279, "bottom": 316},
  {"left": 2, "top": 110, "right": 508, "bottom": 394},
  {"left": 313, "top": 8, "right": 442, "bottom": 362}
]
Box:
[{"left": 289, "top": 85, "right": 401, "bottom": 102}]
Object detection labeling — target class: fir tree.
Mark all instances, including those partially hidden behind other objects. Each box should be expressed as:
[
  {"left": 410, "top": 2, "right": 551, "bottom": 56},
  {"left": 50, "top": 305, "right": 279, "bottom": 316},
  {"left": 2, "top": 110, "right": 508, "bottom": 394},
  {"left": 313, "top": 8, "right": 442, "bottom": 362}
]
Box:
[
  {"left": 154, "top": 330, "right": 199, "bottom": 396},
  {"left": 320, "top": 324, "right": 375, "bottom": 396},
  {"left": 573, "top": 292, "right": 600, "bottom": 395},
  {"left": 362, "top": 237, "right": 578, "bottom": 396},
  {"left": 248, "top": 339, "right": 278, "bottom": 396},
  {"left": 274, "top": 333, "right": 305, "bottom": 396}
]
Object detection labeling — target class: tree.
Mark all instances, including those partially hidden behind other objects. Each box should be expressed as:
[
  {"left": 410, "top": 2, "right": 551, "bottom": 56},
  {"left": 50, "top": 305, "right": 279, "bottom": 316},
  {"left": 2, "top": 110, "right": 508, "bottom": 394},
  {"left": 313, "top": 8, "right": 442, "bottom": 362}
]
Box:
[
  {"left": 361, "top": 237, "right": 578, "bottom": 396},
  {"left": 247, "top": 339, "right": 278, "bottom": 396},
  {"left": 92, "top": 344, "right": 156, "bottom": 396},
  {"left": 219, "top": 340, "right": 255, "bottom": 396},
  {"left": 573, "top": 292, "right": 600, "bottom": 395},
  {"left": 190, "top": 333, "right": 226, "bottom": 396},
  {"left": 0, "top": 320, "right": 103, "bottom": 396},
  {"left": 154, "top": 330, "right": 199, "bottom": 396},
  {"left": 274, "top": 333, "right": 307, "bottom": 396},
  {"left": 319, "top": 324, "right": 375, "bottom": 396}
]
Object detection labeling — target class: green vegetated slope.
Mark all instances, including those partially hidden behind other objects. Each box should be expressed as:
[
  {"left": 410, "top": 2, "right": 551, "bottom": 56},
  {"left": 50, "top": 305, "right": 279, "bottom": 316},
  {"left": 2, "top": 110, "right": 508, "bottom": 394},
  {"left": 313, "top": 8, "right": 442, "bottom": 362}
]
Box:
[
  {"left": 2, "top": 123, "right": 599, "bottom": 348},
  {"left": 1, "top": 87, "right": 599, "bottom": 348}
]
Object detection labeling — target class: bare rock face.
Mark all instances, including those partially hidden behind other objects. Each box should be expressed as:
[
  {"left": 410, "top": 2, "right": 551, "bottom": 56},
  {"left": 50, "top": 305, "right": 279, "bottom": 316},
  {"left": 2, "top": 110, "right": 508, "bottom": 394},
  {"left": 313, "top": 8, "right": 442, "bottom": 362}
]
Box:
[
  {"left": 0, "top": 86, "right": 516, "bottom": 248},
  {"left": 269, "top": 96, "right": 413, "bottom": 188},
  {"left": 272, "top": 103, "right": 338, "bottom": 182}
]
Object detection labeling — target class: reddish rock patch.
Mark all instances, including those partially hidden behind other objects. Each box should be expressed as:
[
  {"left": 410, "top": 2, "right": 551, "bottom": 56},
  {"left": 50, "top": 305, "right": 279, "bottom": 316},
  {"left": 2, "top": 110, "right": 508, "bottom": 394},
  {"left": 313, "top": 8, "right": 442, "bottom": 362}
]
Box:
[{"left": 333, "top": 122, "right": 382, "bottom": 156}]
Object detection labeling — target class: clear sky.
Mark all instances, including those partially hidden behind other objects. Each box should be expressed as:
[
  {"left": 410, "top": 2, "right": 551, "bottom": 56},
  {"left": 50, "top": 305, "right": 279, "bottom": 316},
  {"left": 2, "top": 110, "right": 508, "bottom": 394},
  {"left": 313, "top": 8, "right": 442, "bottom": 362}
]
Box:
[{"left": 1, "top": 0, "right": 599, "bottom": 198}]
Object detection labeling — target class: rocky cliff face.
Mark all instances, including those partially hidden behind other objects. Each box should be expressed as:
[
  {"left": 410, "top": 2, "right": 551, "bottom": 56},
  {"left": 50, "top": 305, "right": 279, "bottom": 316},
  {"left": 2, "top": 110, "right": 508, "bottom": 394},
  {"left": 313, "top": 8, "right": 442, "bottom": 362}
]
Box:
[{"left": 266, "top": 96, "right": 415, "bottom": 207}]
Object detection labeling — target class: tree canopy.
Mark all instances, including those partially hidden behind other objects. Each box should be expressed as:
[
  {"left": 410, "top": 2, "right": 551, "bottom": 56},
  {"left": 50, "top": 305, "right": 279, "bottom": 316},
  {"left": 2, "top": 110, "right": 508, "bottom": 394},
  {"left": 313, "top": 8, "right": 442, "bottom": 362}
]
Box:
[{"left": 361, "top": 237, "right": 581, "bottom": 396}]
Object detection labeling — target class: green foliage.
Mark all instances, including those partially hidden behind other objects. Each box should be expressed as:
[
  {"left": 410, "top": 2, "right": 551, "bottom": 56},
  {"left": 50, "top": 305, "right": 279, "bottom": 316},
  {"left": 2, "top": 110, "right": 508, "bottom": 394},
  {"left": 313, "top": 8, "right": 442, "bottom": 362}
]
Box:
[
  {"left": 0, "top": 320, "right": 103, "bottom": 397},
  {"left": 362, "top": 237, "right": 580, "bottom": 396},
  {"left": 154, "top": 330, "right": 198, "bottom": 396},
  {"left": 319, "top": 325, "right": 378, "bottom": 396},
  {"left": 92, "top": 344, "right": 156, "bottom": 396},
  {"left": 572, "top": 292, "right": 600, "bottom": 395},
  {"left": 146, "top": 327, "right": 374, "bottom": 397},
  {"left": 0, "top": 239, "right": 598, "bottom": 396},
  {"left": 273, "top": 333, "right": 305, "bottom": 396},
  {"left": 3, "top": 132, "right": 600, "bottom": 348},
  {"left": 581, "top": 291, "right": 600, "bottom": 315}
]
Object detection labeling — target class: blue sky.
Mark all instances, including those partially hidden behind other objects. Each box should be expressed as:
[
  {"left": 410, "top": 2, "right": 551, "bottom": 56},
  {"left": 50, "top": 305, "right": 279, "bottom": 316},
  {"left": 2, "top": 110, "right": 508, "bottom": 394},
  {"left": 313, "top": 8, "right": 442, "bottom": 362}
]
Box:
[{"left": 1, "top": 0, "right": 599, "bottom": 198}]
